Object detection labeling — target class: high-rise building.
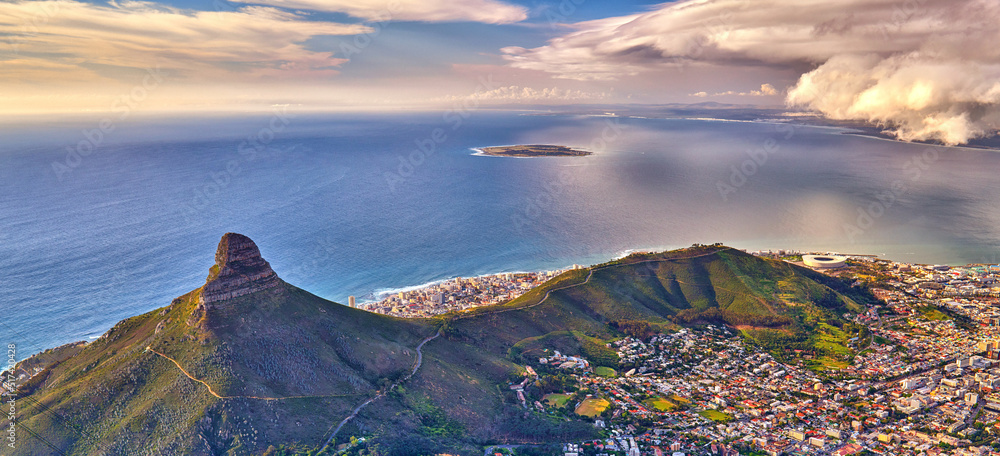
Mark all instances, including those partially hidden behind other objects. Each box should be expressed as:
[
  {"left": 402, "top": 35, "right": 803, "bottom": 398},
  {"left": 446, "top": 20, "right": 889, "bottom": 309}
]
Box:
[{"left": 348, "top": 296, "right": 356, "bottom": 308}]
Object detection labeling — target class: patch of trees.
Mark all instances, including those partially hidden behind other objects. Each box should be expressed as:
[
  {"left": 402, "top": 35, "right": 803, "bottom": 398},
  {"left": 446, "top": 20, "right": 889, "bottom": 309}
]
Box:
[
  {"left": 814, "top": 290, "right": 844, "bottom": 309},
  {"left": 672, "top": 307, "right": 793, "bottom": 328},
  {"left": 742, "top": 329, "right": 811, "bottom": 353},
  {"left": 578, "top": 340, "right": 619, "bottom": 368},
  {"left": 804, "top": 271, "right": 881, "bottom": 307},
  {"left": 609, "top": 320, "right": 656, "bottom": 340},
  {"left": 512, "top": 444, "right": 562, "bottom": 456},
  {"left": 406, "top": 397, "right": 465, "bottom": 439},
  {"left": 364, "top": 434, "right": 443, "bottom": 456},
  {"left": 490, "top": 406, "right": 600, "bottom": 443},
  {"left": 535, "top": 374, "right": 576, "bottom": 396},
  {"left": 261, "top": 444, "right": 322, "bottom": 456},
  {"left": 16, "top": 366, "right": 51, "bottom": 396},
  {"left": 939, "top": 307, "right": 978, "bottom": 332}
]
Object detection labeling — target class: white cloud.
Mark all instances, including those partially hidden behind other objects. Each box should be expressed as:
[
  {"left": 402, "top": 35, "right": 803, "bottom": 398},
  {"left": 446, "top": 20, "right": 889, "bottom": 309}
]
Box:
[
  {"left": 711, "top": 83, "right": 779, "bottom": 97},
  {"left": 754, "top": 83, "right": 778, "bottom": 96},
  {"left": 0, "top": 0, "right": 371, "bottom": 83},
  {"left": 690, "top": 91, "right": 708, "bottom": 97},
  {"left": 228, "top": 0, "right": 528, "bottom": 23},
  {"left": 788, "top": 53, "right": 1000, "bottom": 145},
  {"left": 443, "top": 85, "right": 608, "bottom": 103},
  {"left": 503, "top": 0, "right": 1000, "bottom": 144}
]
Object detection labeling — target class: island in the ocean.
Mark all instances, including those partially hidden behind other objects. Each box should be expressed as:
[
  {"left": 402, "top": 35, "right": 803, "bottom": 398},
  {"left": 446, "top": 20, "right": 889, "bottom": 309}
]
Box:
[{"left": 478, "top": 144, "right": 592, "bottom": 157}]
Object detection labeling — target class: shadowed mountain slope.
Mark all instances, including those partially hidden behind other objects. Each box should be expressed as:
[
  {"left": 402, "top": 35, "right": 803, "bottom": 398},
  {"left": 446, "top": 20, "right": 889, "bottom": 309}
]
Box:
[{"left": 8, "top": 238, "right": 873, "bottom": 455}]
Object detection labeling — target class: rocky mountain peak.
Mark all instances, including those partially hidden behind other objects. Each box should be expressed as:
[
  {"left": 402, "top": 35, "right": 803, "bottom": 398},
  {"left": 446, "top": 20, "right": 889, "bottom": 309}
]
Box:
[{"left": 199, "top": 233, "right": 281, "bottom": 306}]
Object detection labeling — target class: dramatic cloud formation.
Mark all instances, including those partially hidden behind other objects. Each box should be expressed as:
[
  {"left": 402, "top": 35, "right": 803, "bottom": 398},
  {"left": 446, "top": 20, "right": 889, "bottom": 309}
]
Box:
[
  {"left": 788, "top": 54, "right": 1000, "bottom": 145},
  {"left": 228, "top": 0, "right": 528, "bottom": 23},
  {"left": 0, "top": 0, "right": 371, "bottom": 82},
  {"left": 503, "top": 0, "right": 1000, "bottom": 144}
]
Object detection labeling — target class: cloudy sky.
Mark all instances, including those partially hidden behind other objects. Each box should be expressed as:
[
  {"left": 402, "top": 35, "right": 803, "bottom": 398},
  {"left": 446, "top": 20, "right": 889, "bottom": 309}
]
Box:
[{"left": 2, "top": 0, "right": 997, "bottom": 143}]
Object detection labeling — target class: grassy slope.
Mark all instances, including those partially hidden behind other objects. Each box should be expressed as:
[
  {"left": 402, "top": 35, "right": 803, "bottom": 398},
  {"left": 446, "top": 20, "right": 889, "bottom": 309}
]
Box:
[
  {"left": 11, "top": 282, "right": 433, "bottom": 456},
  {"left": 11, "top": 245, "right": 871, "bottom": 455},
  {"left": 444, "top": 247, "right": 863, "bottom": 356}
]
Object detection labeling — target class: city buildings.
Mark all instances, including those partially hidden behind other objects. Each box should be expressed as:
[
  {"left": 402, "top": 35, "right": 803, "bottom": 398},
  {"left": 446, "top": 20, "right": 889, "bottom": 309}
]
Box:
[{"left": 358, "top": 270, "right": 565, "bottom": 317}]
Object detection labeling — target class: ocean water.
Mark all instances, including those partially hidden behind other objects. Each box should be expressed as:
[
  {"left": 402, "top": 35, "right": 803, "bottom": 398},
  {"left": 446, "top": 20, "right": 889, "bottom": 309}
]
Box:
[{"left": 2, "top": 111, "right": 1000, "bottom": 358}]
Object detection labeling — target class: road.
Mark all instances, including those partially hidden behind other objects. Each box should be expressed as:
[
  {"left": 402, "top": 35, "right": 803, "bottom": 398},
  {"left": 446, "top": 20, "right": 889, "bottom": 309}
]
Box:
[{"left": 966, "top": 401, "right": 983, "bottom": 430}]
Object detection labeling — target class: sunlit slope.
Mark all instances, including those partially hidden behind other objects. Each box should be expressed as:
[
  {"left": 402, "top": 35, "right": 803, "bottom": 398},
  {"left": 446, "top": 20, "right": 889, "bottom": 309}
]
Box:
[{"left": 443, "top": 246, "right": 870, "bottom": 355}]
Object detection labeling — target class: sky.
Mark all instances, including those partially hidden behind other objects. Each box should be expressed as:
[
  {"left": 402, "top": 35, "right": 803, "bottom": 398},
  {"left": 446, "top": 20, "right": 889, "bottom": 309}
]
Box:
[{"left": 1, "top": 0, "right": 998, "bottom": 144}]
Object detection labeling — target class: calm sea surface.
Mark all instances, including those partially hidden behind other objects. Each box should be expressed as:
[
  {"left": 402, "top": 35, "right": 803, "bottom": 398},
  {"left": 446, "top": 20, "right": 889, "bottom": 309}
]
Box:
[{"left": 3, "top": 112, "right": 999, "bottom": 357}]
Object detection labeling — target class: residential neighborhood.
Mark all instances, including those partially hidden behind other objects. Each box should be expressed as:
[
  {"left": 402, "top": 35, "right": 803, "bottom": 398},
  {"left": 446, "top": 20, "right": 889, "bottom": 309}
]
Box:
[
  {"left": 360, "top": 269, "right": 575, "bottom": 317},
  {"left": 499, "top": 253, "right": 1000, "bottom": 455}
]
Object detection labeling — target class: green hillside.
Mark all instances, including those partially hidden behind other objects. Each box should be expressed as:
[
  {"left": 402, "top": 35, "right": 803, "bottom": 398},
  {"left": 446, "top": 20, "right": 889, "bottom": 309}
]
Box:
[
  {"left": 9, "top": 284, "right": 432, "bottom": 455},
  {"left": 441, "top": 246, "right": 868, "bottom": 360},
  {"left": 6, "top": 239, "right": 874, "bottom": 455}
]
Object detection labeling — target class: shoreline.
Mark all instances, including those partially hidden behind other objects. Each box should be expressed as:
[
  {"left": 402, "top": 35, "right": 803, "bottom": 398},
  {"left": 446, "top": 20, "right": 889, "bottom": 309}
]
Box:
[
  {"left": 359, "top": 266, "right": 579, "bottom": 317},
  {"left": 16, "top": 245, "right": 1000, "bottom": 361},
  {"left": 473, "top": 144, "right": 592, "bottom": 158},
  {"left": 359, "top": 247, "right": 660, "bottom": 305},
  {"left": 839, "top": 131, "right": 1000, "bottom": 152},
  {"left": 364, "top": 267, "right": 567, "bottom": 303},
  {"left": 469, "top": 146, "right": 533, "bottom": 158}
]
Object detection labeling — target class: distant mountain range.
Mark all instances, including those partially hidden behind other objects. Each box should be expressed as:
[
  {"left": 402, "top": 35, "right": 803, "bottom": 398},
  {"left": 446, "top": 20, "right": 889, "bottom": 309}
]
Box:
[
  {"left": 6, "top": 234, "right": 877, "bottom": 455},
  {"left": 521, "top": 105, "right": 1000, "bottom": 150}
]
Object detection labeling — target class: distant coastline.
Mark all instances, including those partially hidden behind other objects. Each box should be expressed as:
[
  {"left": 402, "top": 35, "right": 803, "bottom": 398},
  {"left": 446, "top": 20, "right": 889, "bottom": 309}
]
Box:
[{"left": 474, "top": 144, "right": 592, "bottom": 157}]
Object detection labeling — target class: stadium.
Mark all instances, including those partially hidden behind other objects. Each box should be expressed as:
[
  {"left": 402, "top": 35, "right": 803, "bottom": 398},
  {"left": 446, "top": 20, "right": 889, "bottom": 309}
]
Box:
[{"left": 802, "top": 254, "right": 847, "bottom": 269}]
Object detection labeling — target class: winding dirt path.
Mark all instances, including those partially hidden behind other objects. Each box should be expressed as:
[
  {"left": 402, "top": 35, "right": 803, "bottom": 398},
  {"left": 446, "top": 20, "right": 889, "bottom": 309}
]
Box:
[
  {"left": 152, "top": 247, "right": 730, "bottom": 450},
  {"left": 319, "top": 329, "right": 442, "bottom": 451},
  {"left": 146, "top": 346, "right": 360, "bottom": 401}
]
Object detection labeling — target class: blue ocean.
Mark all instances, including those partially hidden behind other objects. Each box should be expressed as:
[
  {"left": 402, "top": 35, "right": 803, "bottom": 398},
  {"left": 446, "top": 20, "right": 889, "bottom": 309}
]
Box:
[{"left": 3, "top": 111, "right": 1000, "bottom": 358}]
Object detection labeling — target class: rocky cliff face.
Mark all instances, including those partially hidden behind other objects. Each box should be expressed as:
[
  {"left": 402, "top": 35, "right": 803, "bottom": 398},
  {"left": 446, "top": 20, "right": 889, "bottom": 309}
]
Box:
[{"left": 198, "top": 233, "right": 282, "bottom": 307}]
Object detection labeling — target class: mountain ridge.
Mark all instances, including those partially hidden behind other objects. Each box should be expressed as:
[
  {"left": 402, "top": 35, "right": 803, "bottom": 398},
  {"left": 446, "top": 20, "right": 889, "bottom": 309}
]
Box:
[{"left": 5, "top": 235, "right": 876, "bottom": 455}]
